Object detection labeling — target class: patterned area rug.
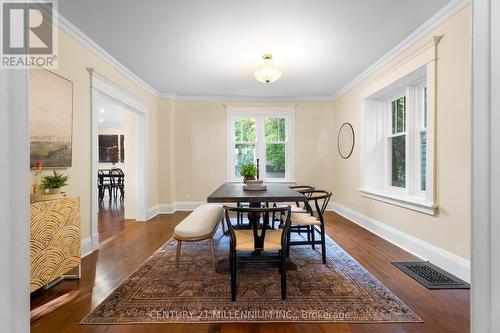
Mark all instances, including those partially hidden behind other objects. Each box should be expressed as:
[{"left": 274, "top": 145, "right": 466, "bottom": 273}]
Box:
[{"left": 81, "top": 227, "right": 422, "bottom": 324}]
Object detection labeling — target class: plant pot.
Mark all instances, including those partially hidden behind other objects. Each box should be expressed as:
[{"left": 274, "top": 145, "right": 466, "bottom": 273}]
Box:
[
  {"left": 47, "top": 187, "right": 61, "bottom": 194},
  {"left": 243, "top": 176, "right": 256, "bottom": 184}
]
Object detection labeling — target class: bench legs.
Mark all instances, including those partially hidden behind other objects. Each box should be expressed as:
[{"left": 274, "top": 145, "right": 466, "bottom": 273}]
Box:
[
  {"left": 209, "top": 237, "right": 216, "bottom": 269},
  {"left": 175, "top": 237, "right": 216, "bottom": 270},
  {"left": 175, "top": 240, "right": 182, "bottom": 268}
]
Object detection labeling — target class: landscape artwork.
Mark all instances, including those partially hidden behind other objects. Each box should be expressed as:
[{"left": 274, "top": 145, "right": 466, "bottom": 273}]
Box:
[{"left": 29, "top": 69, "right": 73, "bottom": 168}]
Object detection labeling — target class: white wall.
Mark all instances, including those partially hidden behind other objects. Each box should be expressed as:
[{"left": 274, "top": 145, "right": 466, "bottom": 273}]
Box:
[{"left": 0, "top": 71, "right": 30, "bottom": 332}]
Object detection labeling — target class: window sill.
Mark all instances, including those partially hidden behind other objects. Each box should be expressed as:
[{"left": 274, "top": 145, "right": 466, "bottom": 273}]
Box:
[{"left": 359, "top": 188, "right": 437, "bottom": 215}]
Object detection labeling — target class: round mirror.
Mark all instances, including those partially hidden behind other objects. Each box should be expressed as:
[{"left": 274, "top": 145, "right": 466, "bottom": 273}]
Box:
[{"left": 337, "top": 123, "right": 355, "bottom": 159}]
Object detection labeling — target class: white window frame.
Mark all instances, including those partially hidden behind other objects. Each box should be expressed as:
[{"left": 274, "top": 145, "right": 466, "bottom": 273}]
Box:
[
  {"left": 226, "top": 107, "right": 295, "bottom": 183},
  {"left": 360, "top": 64, "right": 436, "bottom": 215}
]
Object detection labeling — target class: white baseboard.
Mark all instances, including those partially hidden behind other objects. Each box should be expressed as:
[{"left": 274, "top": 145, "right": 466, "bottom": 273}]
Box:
[
  {"left": 146, "top": 204, "right": 160, "bottom": 219},
  {"left": 156, "top": 201, "right": 205, "bottom": 214},
  {"left": 121, "top": 202, "right": 206, "bottom": 222},
  {"left": 174, "top": 201, "right": 205, "bottom": 211},
  {"left": 330, "top": 202, "right": 471, "bottom": 283},
  {"left": 81, "top": 233, "right": 99, "bottom": 258},
  {"left": 81, "top": 236, "right": 92, "bottom": 258}
]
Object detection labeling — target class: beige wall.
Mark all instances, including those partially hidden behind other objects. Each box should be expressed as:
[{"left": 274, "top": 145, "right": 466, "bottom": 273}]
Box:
[
  {"left": 157, "top": 101, "right": 335, "bottom": 203},
  {"left": 30, "top": 27, "right": 160, "bottom": 239},
  {"left": 157, "top": 99, "right": 173, "bottom": 204},
  {"left": 332, "top": 7, "right": 471, "bottom": 260}
]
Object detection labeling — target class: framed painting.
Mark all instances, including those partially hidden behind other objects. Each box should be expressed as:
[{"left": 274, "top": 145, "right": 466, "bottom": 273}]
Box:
[
  {"left": 98, "top": 134, "right": 118, "bottom": 163},
  {"left": 29, "top": 69, "right": 73, "bottom": 168},
  {"left": 98, "top": 134, "right": 125, "bottom": 163}
]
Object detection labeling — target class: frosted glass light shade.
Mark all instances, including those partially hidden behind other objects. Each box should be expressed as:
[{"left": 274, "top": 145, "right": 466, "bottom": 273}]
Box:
[{"left": 254, "top": 54, "right": 282, "bottom": 83}]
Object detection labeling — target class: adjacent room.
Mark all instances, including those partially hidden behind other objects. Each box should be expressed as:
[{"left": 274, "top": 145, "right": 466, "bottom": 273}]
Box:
[{"left": 4, "top": 0, "right": 496, "bottom": 332}]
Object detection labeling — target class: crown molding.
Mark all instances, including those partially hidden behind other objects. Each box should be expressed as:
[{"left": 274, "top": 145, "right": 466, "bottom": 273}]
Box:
[
  {"left": 331, "top": 0, "right": 470, "bottom": 101},
  {"left": 54, "top": 10, "right": 160, "bottom": 97},
  {"left": 158, "top": 93, "right": 177, "bottom": 99},
  {"left": 168, "top": 95, "right": 334, "bottom": 102}
]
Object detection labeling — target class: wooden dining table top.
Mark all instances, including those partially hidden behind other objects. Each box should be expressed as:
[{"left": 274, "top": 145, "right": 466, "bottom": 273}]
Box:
[{"left": 206, "top": 182, "right": 305, "bottom": 203}]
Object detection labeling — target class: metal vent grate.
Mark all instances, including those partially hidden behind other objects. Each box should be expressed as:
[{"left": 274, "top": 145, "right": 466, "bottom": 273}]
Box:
[{"left": 392, "top": 261, "right": 469, "bottom": 289}]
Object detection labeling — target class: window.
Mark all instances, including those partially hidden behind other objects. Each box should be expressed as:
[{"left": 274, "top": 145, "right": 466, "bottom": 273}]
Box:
[
  {"left": 361, "top": 65, "right": 435, "bottom": 215},
  {"left": 227, "top": 108, "right": 294, "bottom": 182}
]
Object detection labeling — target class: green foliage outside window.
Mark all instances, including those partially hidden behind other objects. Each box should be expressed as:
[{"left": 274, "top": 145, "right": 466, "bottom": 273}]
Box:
[{"left": 265, "top": 118, "right": 286, "bottom": 172}]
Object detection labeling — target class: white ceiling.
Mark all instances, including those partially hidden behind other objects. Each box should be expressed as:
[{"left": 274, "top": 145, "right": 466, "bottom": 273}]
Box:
[
  {"left": 97, "top": 92, "right": 124, "bottom": 128},
  {"left": 59, "top": 0, "right": 452, "bottom": 98}
]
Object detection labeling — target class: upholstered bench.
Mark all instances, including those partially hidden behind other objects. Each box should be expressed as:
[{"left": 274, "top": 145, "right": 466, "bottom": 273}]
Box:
[{"left": 173, "top": 204, "right": 224, "bottom": 270}]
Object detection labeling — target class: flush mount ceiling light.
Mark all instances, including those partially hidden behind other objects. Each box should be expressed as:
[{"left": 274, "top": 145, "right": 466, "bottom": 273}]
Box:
[{"left": 254, "top": 54, "right": 282, "bottom": 83}]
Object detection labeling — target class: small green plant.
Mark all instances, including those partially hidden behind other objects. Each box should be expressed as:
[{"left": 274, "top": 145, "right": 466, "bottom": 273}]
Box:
[
  {"left": 240, "top": 163, "right": 257, "bottom": 177},
  {"left": 41, "top": 170, "right": 69, "bottom": 189}
]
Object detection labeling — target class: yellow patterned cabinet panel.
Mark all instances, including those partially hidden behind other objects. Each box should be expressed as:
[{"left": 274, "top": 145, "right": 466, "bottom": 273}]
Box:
[{"left": 30, "top": 197, "right": 81, "bottom": 292}]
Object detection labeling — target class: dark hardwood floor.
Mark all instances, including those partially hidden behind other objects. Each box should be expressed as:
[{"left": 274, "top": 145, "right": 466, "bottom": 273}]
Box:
[
  {"left": 30, "top": 205, "right": 470, "bottom": 333},
  {"left": 97, "top": 196, "right": 125, "bottom": 245}
]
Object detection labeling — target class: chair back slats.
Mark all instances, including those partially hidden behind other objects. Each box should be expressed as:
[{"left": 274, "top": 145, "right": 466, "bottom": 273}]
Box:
[
  {"left": 224, "top": 205, "right": 292, "bottom": 252},
  {"left": 300, "top": 190, "right": 332, "bottom": 223},
  {"left": 109, "top": 168, "right": 124, "bottom": 187},
  {"left": 289, "top": 185, "right": 315, "bottom": 209}
]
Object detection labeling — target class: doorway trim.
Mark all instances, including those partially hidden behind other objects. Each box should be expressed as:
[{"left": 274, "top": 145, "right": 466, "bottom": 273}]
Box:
[
  {"left": 471, "top": 0, "right": 499, "bottom": 331},
  {"left": 89, "top": 69, "right": 149, "bottom": 252}
]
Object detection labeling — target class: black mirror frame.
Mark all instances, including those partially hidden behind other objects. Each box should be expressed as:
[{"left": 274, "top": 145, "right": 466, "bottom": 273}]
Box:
[{"left": 337, "top": 122, "right": 355, "bottom": 159}]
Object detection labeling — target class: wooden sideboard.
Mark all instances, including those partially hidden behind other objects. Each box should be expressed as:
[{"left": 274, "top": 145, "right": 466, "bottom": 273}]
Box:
[{"left": 30, "top": 197, "right": 81, "bottom": 292}]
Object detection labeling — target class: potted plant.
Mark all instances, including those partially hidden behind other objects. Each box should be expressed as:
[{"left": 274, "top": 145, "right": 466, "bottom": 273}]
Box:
[
  {"left": 240, "top": 163, "right": 257, "bottom": 183},
  {"left": 41, "top": 170, "right": 69, "bottom": 194}
]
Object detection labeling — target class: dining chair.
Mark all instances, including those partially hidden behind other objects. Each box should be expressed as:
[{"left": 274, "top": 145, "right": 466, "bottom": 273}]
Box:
[
  {"left": 224, "top": 205, "right": 292, "bottom": 301},
  {"left": 97, "top": 170, "right": 111, "bottom": 201},
  {"left": 287, "top": 190, "right": 332, "bottom": 264},
  {"left": 115, "top": 168, "right": 125, "bottom": 200},
  {"left": 288, "top": 185, "right": 315, "bottom": 212},
  {"left": 109, "top": 169, "right": 122, "bottom": 201},
  {"left": 271, "top": 185, "right": 315, "bottom": 228}
]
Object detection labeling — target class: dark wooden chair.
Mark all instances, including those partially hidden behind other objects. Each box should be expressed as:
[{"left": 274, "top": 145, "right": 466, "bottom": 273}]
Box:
[
  {"left": 288, "top": 185, "right": 315, "bottom": 212},
  {"left": 271, "top": 185, "right": 315, "bottom": 228},
  {"left": 224, "top": 205, "right": 292, "bottom": 301},
  {"left": 109, "top": 169, "right": 123, "bottom": 201},
  {"left": 287, "top": 190, "right": 332, "bottom": 264},
  {"left": 115, "top": 168, "right": 125, "bottom": 200},
  {"left": 98, "top": 170, "right": 111, "bottom": 201}
]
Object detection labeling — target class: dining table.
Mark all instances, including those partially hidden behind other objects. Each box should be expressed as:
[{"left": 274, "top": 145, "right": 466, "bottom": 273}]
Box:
[
  {"left": 207, "top": 182, "right": 305, "bottom": 205},
  {"left": 207, "top": 182, "right": 306, "bottom": 271}
]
